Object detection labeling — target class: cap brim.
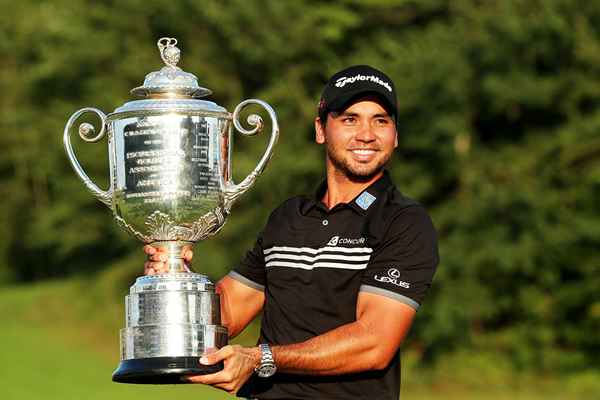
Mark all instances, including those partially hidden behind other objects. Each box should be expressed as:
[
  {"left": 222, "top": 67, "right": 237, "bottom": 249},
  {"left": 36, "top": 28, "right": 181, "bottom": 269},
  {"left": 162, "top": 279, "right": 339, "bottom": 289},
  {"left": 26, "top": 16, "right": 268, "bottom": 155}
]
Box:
[{"left": 327, "top": 89, "right": 396, "bottom": 118}]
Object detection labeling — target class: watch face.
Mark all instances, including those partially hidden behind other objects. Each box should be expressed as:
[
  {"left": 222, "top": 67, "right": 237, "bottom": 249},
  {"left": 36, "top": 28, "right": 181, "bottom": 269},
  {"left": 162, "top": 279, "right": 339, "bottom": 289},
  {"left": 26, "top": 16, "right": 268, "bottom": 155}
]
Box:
[{"left": 257, "top": 363, "right": 277, "bottom": 378}]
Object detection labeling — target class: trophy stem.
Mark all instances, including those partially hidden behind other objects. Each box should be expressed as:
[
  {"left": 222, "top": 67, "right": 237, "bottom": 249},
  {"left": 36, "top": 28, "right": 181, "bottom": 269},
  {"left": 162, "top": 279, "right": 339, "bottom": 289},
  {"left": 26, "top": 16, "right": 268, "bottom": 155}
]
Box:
[{"left": 150, "top": 241, "right": 193, "bottom": 273}]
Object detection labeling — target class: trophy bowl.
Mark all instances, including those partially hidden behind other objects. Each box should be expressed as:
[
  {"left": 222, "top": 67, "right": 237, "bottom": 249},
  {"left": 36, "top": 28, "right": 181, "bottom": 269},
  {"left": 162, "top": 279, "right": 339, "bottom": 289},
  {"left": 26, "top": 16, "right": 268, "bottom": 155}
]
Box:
[{"left": 63, "top": 37, "right": 278, "bottom": 384}]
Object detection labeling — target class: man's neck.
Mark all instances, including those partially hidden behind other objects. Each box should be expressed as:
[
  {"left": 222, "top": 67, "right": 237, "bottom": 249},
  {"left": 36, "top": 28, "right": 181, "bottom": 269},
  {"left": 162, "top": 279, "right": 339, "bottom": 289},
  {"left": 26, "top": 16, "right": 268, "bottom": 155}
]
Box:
[{"left": 321, "top": 167, "right": 383, "bottom": 210}]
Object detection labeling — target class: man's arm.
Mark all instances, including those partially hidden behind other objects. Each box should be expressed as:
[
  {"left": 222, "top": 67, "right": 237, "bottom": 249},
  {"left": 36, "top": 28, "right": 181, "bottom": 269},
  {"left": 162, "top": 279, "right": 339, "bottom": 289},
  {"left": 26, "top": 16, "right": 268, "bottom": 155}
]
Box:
[
  {"left": 217, "top": 275, "right": 265, "bottom": 339},
  {"left": 271, "top": 291, "right": 415, "bottom": 374},
  {"left": 185, "top": 291, "right": 416, "bottom": 392}
]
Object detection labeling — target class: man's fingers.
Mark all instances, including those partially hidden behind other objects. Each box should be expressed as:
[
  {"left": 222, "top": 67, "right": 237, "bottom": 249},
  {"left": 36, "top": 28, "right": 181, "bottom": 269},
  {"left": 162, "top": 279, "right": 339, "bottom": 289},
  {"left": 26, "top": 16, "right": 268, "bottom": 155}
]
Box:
[
  {"left": 144, "top": 261, "right": 168, "bottom": 274},
  {"left": 213, "top": 382, "right": 238, "bottom": 395},
  {"left": 149, "top": 253, "right": 167, "bottom": 262},
  {"left": 143, "top": 243, "right": 169, "bottom": 275},
  {"left": 183, "top": 370, "right": 231, "bottom": 385},
  {"left": 147, "top": 261, "right": 165, "bottom": 270},
  {"left": 143, "top": 245, "right": 156, "bottom": 255},
  {"left": 183, "top": 345, "right": 250, "bottom": 395},
  {"left": 144, "top": 260, "right": 157, "bottom": 274},
  {"left": 144, "top": 245, "right": 170, "bottom": 256},
  {"left": 200, "top": 346, "right": 232, "bottom": 365}
]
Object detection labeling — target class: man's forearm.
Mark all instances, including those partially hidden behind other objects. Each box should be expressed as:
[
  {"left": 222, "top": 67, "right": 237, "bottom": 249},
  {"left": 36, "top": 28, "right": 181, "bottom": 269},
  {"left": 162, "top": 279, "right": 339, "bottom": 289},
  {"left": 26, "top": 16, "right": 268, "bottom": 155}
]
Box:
[
  {"left": 272, "top": 320, "right": 392, "bottom": 375},
  {"left": 217, "top": 276, "right": 265, "bottom": 339},
  {"left": 270, "top": 293, "right": 416, "bottom": 375}
]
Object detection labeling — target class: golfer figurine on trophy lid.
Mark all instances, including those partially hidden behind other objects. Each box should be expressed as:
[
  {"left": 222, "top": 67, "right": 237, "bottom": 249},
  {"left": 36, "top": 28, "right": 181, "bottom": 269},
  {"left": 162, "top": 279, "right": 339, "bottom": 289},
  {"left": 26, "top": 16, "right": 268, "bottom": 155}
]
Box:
[{"left": 63, "top": 37, "right": 279, "bottom": 384}]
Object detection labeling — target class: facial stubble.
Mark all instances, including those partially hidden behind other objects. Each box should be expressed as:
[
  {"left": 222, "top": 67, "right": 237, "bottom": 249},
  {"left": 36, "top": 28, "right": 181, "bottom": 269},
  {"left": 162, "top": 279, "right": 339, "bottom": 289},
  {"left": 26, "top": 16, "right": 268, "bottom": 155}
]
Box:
[{"left": 326, "top": 144, "right": 393, "bottom": 182}]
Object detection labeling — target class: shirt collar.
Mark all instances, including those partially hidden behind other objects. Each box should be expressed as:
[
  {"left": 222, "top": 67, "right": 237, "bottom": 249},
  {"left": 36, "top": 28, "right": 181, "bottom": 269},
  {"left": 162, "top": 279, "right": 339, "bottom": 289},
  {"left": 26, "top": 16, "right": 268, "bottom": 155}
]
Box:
[{"left": 300, "top": 170, "right": 394, "bottom": 216}]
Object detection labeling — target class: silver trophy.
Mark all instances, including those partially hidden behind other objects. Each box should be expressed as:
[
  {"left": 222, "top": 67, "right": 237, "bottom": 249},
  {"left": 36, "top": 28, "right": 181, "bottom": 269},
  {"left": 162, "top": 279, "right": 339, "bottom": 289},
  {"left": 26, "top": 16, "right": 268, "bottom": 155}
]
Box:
[{"left": 63, "top": 37, "right": 278, "bottom": 384}]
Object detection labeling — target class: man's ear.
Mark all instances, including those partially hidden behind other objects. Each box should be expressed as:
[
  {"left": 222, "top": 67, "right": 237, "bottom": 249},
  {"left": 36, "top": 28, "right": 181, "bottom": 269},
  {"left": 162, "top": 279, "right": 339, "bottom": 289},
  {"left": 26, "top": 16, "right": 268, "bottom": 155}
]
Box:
[{"left": 315, "top": 117, "right": 326, "bottom": 144}]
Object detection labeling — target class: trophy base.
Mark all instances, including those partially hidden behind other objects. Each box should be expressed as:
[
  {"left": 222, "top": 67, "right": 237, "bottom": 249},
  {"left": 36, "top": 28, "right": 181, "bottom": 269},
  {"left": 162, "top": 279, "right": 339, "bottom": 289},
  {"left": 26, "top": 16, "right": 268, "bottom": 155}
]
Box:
[{"left": 112, "top": 356, "right": 224, "bottom": 384}]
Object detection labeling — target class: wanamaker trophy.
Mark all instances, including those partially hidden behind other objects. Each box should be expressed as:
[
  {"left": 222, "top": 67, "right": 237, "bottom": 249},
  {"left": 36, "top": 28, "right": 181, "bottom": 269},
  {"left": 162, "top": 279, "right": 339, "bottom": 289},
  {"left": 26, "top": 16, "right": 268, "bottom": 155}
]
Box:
[{"left": 63, "top": 37, "right": 279, "bottom": 384}]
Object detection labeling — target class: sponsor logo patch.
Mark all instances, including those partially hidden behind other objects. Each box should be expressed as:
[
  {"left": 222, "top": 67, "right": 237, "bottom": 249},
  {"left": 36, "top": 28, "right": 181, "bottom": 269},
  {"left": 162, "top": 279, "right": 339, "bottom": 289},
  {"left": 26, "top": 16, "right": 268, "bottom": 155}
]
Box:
[
  {"left": 326, "top": 235, "right": 366, "bottom": 246},
  {"left": 374, "top": 268, "right": 410, "bottom": 289},
  {"left": 327, "top": 236, "right": 339, "bottom": 246},
  {"left": 355, "top": 191, "right": 376, "bottom": 210}
]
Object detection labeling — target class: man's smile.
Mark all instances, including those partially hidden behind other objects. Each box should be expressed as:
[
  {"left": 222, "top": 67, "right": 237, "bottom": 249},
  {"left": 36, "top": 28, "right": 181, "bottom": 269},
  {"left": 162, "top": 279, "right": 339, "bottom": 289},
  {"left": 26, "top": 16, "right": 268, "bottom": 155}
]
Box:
[{"left": 349, "top": 148, "right": 379, "bottom": 161}]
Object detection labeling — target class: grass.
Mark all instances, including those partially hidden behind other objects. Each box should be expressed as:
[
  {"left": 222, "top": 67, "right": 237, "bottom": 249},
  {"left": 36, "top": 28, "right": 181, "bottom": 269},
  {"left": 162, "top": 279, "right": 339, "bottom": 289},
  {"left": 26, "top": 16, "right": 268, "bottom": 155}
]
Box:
[
  {"left": 1, "top": 317, "right": 229, "bottom": 400},
  {"left": 1, "top": 274, "right": 598, "bottom": 400},
  {"left": 0, "top": 278, "right": 232, "bottom": 400}
]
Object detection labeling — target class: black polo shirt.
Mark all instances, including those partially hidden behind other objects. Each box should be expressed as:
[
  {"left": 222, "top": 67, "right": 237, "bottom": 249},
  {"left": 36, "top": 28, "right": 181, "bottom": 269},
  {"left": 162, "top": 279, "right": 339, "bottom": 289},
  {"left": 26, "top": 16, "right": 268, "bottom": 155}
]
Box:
[{"left": 230, "top": 171, "right": 439, "bottom": 400}]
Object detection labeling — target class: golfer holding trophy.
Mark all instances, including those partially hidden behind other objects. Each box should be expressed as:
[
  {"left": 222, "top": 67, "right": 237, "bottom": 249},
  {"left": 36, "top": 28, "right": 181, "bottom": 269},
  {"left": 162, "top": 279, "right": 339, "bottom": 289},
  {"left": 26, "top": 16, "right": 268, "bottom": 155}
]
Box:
[{"left": 64, "top": 37, "right": 279, "bottom": 383}]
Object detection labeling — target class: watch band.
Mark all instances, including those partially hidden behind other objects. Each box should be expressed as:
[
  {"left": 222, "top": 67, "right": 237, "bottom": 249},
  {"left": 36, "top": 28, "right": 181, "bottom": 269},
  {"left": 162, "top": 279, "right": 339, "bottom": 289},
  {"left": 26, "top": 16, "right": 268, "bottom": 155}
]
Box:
[
  {"left": 255, "top": 343, "right": 277, "bottom": 378},
  {"left": 259, "top": 343, "right": 274, "bottom": 363}
]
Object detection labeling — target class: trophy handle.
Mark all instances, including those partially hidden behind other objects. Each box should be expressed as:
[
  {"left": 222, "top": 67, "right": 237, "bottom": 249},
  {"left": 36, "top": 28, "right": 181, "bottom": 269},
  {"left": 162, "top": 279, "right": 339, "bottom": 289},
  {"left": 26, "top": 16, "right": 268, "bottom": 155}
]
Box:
[
  {"left": 224, "top": 99, "right": 279, "bottom": 212},
  {"left": 63, "top": 107, "right": 113, "bottom": 208}
]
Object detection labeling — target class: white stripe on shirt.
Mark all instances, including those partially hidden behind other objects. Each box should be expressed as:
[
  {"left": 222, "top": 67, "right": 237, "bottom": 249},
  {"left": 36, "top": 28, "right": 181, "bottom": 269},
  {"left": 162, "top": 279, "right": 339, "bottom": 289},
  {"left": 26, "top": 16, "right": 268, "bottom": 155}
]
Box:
[
  {"left": 266, "top": 260, "right": 368, "bottom": 270},
  {"left": 263, "top": 245, "right": 373, "bottom": 255},
  {"left": 264, "top": 253, "right": 371, "bottom": 263}
]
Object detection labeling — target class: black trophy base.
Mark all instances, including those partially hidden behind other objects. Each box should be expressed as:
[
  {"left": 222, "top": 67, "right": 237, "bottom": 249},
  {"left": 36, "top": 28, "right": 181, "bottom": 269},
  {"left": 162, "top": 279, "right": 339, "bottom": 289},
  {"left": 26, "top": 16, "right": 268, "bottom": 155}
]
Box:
[{"left": 112, "top": 356, "right": 224, "bottom": 384}]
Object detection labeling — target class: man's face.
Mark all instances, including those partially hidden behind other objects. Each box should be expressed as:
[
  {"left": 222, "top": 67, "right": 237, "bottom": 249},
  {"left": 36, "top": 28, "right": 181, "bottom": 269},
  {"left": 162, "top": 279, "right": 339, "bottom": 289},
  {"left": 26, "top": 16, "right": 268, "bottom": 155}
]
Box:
[{"left": 315, "top": 99, "right": 398, "bottom": 180}]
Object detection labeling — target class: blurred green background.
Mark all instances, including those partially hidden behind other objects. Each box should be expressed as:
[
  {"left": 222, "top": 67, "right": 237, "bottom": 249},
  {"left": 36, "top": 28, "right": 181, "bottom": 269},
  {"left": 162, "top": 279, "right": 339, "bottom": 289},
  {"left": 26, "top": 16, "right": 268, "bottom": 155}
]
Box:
[{"left": 1, "top": 0, "right": 599, "bottom": 399}]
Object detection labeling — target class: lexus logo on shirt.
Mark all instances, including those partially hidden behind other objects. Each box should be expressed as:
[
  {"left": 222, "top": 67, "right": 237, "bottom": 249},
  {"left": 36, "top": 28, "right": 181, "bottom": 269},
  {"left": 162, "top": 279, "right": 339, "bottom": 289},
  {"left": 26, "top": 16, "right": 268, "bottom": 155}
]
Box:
[
  {"left": 388, "top": 268, "right": 401, "bottom": 279},
  {"left": 374, "top": 268, "right": 410, "bottom": 288}
]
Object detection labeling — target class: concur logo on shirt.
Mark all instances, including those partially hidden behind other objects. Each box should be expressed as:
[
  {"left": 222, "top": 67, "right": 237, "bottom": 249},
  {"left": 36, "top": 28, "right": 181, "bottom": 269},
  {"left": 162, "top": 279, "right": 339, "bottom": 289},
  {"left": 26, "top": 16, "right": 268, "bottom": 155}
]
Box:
[{"left": 326, "top": 236, "right": 366, "bottom": 246}]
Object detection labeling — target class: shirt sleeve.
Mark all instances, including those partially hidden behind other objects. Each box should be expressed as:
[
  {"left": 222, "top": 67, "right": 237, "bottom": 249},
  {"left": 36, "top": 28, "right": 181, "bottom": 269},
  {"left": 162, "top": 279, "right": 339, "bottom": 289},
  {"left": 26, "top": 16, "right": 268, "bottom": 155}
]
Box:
[
  {"left": 228, "top": 231, "right": 266, "bottom": 291},
  {"left": 360, "top": 205, "right": 439, "bottom": 310}
]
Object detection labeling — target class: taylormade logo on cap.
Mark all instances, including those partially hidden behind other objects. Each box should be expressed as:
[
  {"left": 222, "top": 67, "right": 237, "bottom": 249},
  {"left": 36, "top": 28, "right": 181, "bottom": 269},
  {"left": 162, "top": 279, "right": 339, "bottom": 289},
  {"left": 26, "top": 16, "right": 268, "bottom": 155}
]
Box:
[{"left": 334, "top": 74, "right": 393, "bottom": 93}]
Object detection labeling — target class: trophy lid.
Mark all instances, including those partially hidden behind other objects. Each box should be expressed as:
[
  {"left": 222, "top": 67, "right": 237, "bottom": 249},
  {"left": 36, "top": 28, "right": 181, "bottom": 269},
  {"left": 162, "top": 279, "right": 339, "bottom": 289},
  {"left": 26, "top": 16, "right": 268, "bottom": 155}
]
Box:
[{"left": 130, "top": 37, "right": 212, "bottom": 99}]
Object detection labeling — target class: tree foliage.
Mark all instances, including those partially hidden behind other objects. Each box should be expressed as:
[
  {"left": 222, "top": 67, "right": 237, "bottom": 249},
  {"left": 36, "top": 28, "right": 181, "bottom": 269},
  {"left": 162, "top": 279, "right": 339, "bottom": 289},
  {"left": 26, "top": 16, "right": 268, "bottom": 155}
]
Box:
[{"left": 1, "top": 0, "right": 598, "bottom": 372}]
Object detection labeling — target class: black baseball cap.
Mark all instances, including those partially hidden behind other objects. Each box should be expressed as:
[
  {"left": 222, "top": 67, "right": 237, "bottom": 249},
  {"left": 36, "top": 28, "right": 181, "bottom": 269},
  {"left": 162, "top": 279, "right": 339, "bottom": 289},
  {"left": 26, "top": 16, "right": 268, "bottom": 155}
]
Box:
[{"left": 318, "top": 65, "right": 397, "bottom": 123}]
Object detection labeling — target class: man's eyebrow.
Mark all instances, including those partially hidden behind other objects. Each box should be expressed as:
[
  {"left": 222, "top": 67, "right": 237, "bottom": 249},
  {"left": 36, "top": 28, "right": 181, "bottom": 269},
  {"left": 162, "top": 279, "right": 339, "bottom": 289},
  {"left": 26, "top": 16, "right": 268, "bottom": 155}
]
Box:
[{"left": 373, "top": 112, "right": 391, "bottom": 118}]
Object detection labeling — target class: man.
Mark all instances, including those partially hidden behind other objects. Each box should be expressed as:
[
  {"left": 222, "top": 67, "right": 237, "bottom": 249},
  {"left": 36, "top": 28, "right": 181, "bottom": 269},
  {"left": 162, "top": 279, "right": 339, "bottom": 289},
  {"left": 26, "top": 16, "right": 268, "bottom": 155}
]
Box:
[{"left": 144, "top": 65, "right": 439, "bottom": 399}]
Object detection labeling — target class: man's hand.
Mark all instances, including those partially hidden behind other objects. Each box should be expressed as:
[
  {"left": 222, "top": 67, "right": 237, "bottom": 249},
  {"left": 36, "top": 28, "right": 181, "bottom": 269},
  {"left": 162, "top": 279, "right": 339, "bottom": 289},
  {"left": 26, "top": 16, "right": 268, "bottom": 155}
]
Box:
[
  {"left": 143, "top": 245, "right": 193, "bottom": 275},
  {"left": 183, "top": 345, "right": 260, "bottom": 395}
]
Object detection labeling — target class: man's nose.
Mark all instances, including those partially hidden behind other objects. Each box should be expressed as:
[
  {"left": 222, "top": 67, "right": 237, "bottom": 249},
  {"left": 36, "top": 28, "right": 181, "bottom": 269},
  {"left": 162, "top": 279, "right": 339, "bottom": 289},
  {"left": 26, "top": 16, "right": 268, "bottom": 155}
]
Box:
[{"left": 355, "top": 123, "right": 376, "bottom": 142}]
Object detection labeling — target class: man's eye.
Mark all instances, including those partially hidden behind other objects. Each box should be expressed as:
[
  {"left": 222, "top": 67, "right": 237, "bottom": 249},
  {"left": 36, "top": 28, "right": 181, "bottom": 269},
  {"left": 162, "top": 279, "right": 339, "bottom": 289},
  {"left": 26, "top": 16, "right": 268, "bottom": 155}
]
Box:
[{"left": 342, "top": 117, "right": 356, "bottom": 123}]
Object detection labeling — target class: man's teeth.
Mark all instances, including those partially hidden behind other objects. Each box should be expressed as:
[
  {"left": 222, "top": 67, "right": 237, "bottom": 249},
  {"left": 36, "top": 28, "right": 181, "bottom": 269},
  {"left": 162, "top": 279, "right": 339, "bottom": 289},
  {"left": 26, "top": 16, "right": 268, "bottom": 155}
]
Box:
[{"left": 352, "top": 149, "right": 376, "bottom": 155}]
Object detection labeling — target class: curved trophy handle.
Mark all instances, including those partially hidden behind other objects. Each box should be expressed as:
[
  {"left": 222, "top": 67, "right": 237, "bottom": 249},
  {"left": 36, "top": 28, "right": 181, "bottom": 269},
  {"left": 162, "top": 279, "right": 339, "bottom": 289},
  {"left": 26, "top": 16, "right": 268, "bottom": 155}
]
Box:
[
  {"left": 224, "top": 99, "right": 279, "bottom": 212},
  {"left": 63, "top": 107, "right": 113, "bottom": 208}
]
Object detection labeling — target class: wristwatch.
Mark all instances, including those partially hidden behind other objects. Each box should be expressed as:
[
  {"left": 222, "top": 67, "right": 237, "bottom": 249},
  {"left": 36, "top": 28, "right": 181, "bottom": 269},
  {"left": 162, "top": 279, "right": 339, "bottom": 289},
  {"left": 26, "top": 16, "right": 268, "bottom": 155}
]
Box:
[{"left": 255, "top": 343, "right": 277, "bottom": 378}]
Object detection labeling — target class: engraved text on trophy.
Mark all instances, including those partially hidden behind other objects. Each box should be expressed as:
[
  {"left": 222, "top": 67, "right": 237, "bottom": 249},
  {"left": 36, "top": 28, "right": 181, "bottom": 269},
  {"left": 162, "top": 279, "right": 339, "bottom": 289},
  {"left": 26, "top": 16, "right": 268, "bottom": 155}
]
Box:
[{"left": 120, "top": 115, "right": 221, "bottom": 207}]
